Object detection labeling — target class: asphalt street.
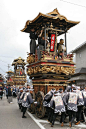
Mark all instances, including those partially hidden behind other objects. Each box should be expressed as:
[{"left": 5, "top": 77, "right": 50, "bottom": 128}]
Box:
[
  {"left": 0, "top": 96, "right": 86, "bottom": 129},
  {"left": 0, "top": 96, "right": 40, "bottom": 129}
]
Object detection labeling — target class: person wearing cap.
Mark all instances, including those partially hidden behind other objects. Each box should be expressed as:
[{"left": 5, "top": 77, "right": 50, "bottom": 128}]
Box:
[
  {"left": 18, "top": 88, "right": 26, "bottom": 112},
  {"left": 17, "top": 88, "right": 23, "bottom": 109},
  {"left": 12, "top": 86, "right": 17, "bottom": 97},
  {"left": 59, "top": 88, "right": 64, "bottom": 97},
  {"left": 16, "top": 85, "right": 22, "bottom": 95},
  {"left": 29, "top": 28, "right": 38, "bottom": 55},
  {"left": 50, "top": 91, "right": 66, "bottom": 127},
  {"left": 43, "top": 88, "right": 56, "bottom": 123},
  {"left": 75, "top": 86, "right": 84, "bottom": 125},
  {"left": 66, "top": 87, "right": 78, "bottom": 127},
  {"left": 59, "top": 88, "right": 63, "bottom": 93},
  {"left": 58, "top": 88, "right": 67, "bottom": 125},
  {"left": 22, "top": 89, "right": 33, "bottom": 118}
]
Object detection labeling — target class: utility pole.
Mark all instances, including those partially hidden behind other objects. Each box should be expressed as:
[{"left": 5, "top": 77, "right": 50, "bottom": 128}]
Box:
[{"left": 8, "top": 64, "right": 10, "bottom": 71}]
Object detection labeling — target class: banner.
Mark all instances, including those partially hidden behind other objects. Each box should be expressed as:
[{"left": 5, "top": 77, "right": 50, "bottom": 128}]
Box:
[{"left": 50, "top": 34, "right": 56, "bottom": 52}]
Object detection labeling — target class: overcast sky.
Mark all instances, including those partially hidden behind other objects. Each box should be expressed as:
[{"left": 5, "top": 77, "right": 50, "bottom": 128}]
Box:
[{"left": 0, "top": 0, "right": 86, "bottom": 75}]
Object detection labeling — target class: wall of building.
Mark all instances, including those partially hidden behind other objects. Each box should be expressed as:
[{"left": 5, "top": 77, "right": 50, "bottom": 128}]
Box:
[
  {"left": 76, "top": 46, "right": 86, "bottom": 69},
  {"left": 76, "top": 80, "right": 86, "bottom": 89}
]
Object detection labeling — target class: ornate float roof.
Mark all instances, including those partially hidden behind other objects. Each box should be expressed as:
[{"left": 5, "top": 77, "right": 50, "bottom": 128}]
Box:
[
  {"left": 6, "top": 71, "right": 14, "bottom": 74},
  {"left": 12, "top": 57, "right": 26, "bottom": 66},
  {"left": 21, "top": 8, "right": 79, "bottom": 35}
]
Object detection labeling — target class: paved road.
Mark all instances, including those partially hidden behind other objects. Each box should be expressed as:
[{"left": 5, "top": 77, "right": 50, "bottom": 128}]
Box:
[
  {"left": 0, "top": 96, "right": 86, "bottom": 129},
  {"left": 0, "top": 96, "right": 40, "bottom": 129},
  {"left": 29, "top": 112, "right": 86, "bottom": 129}
]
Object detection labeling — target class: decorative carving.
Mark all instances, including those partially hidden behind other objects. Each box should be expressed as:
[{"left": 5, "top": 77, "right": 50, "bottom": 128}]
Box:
[
  {"left": 27, "top": 65, "right": 75, "bottom": 76},
  {"left": 34, "top": 86, "right": 39, "bottom": 93},
  {"left": 61, "top": 66, "right": 75, "bottom": 75},
  {"left": 56, "top": 66, "right": 61, "bottom": 74},
  {"left": 13, "top": 75, "right": 26, "bottom": 85},
  {"left": 50, "top": 66, "right": 56, "bottom": 73},
  {"left": 27, "top": 54, "right": 35, "bottom": 64},
  {"left": 39, "top": 86, "right": 45, "bottom": 94},
  {"left": 27, "top": 67, "right": 34, "bottom": 75},
  {"left": 34, "top": 66, "right": 40, "bottom": 74}
]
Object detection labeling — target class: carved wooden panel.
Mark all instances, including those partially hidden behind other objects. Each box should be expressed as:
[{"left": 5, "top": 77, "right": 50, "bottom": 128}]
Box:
[
  {"left": 34, "top": 86, "right": 39, "bottom": 94},
  {"left": 39, "top": 86, "right": 45, "bottom": 94}
]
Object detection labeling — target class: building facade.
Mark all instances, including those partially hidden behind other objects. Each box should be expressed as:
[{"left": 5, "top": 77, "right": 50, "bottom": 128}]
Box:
[{"left": 69, "top": 41, "right": 86, "bottom": 89}]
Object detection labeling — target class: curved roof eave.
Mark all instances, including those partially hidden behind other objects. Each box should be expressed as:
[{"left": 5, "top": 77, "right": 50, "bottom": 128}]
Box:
[{"left": 21, "top": 9, "right": 80, "bottom": 32}]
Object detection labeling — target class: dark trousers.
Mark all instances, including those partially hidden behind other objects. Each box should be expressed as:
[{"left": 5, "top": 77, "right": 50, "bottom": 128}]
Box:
[
  {"left": 13, "top": 92, "right": 17, "bottom": 97},
  {"left": 51, "top": 112, "right": 65, "bottom": 126},
  {"left": 51, "top": 113, "right": 58, "bottom": 125},
  {"left": 22, "top": 107, "right": 27, "bottom": 116},
  {"left": 84, "top": 108, "right": 86, "bottom": 116},
  {"left": 18, "top": 103, "right": 22, "bottom": 109},
  {"left": 81, "top": 110, "right": 85, "bottom": 121},
  {"left": 46, "top": 107, "right": 51, "bottom": 121},
  {"left": 60, "top": 112, "right": 66, "bottom": 123},
  {"left": 49, "top": 109, "right": 54, "bottom": 123},
  {"left": 21, "top": 105, "right": 23, "bottom": 112},
  {"left": 76, "top": 106, "right": 83, "bottom": 122},
  {"left": 6, "top": 95, "right": 8, "bottom": 99},
  {"left": 81, "top": 107, "right": 86, "bottom": 121},
  {"left": 0, "top": 95, "right": 2, "bottom": 100},
  {"left": 68, "top": 110, "right": 76, "bottom": 124}
]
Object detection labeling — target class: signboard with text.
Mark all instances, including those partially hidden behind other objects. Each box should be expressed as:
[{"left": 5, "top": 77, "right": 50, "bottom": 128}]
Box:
[{"left": 50, "top": 34, "right": 56, "bottom": 52}]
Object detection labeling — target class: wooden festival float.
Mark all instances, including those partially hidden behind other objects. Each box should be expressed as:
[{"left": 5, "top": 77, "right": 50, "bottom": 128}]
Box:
[
  {"left": 12, "top": 57, "right": 26, "bottom": 87},
  {"left": 6, "top": 71, "right": 14, "bottom": 86},
  {"left": 0, "top": 73, "right": 4, "bottom": 88},
  {"left": 21, "top": 8, "right": 79, "bottom": 118}
]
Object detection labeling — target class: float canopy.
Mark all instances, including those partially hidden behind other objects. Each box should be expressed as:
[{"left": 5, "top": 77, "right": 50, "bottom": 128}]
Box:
[{"left": 21, "top": 8, "right": 79, "bottom": 35}]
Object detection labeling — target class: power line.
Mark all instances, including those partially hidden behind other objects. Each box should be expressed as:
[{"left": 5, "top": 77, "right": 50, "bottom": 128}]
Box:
[
  {"left": 0, "top": 55, "right": 14, "bottom": 58},
  {"left": 60, "top": 0, "right": 86, "bottom": 8},
  {"left": 1, "top": 64, "right": 8, "bottom": 67},
  {"left": 0, "top": 59, "right": 8, "bottom": 64},
  {"left": 0, "top": 67, "right": 6, "bottom": 73},
  {"left": 0, "top": 59, "right": 12, "bottom": 65}
]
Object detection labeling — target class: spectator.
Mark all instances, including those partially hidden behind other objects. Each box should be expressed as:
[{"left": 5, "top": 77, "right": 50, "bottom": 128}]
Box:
[{"left": 8, "top": 85, "right": 13, "bottom": 103}]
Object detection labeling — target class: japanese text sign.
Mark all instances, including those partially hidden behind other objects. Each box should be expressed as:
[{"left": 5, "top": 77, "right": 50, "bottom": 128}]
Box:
[{"left": 50, "top": 34, "right": 56, "bottom": 52}]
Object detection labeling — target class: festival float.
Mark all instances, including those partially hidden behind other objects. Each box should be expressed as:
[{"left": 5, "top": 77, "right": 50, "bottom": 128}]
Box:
[
  {"left": 21, "top": 8, "right": 79, "bottom": 118},
  {"left": 12, "top": 57, "right": 26, "bottom": 87},
  {"left": 6, "top": 71, "right": 14, "bottom": 86},
  {"left": 0, "top": 73, "right": 4, "bottom": 88}
]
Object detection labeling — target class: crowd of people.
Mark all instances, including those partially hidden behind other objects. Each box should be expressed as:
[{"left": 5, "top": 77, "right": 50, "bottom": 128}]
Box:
[
  {"left": 1, "top": 84, "right": 86, "bottom": 128},
  {"left": 16, "top": 84, "right": 86, "bottom": 127},
  {"left": 0, "top": 84, "right": 19, "bottom": 102},
  {"left": 5, "top": 85, "right": 17, "bottom": 100},
  {"left": 43, "top": 85, "right": 86, "bottom": 127}
]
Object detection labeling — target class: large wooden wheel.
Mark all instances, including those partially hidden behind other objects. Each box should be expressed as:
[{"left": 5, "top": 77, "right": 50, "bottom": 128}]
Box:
[
  {"left": 35, "top": 91, "right": 46, "bottom": 118},
  {"left": 28, "top": 91, "right": 35, "bottom": 114}
]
